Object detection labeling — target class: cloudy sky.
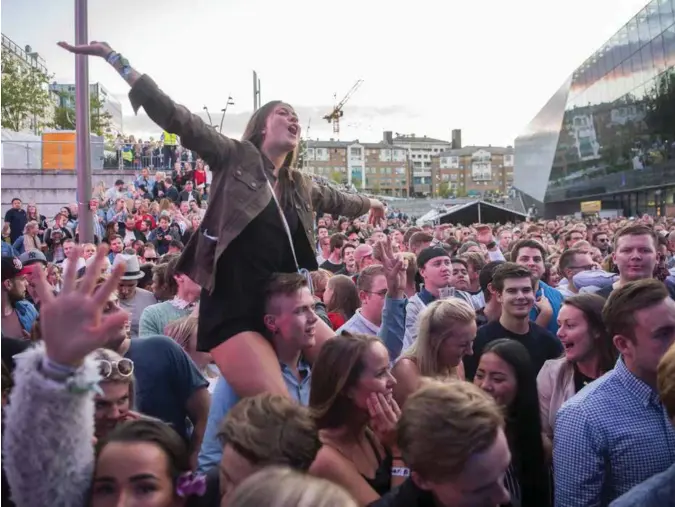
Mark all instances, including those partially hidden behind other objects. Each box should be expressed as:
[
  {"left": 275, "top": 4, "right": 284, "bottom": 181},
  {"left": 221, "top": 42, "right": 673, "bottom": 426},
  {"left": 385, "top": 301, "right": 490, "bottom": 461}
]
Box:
[{"left": 3, "top": 0, "right": 649, "bottom": 146}]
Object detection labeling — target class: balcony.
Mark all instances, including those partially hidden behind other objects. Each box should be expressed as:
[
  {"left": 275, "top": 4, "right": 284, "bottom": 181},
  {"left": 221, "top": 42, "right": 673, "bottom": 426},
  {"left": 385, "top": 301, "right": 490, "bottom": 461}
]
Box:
[{"left": 1, "top": 34, "right": 48, "bottom": 74}]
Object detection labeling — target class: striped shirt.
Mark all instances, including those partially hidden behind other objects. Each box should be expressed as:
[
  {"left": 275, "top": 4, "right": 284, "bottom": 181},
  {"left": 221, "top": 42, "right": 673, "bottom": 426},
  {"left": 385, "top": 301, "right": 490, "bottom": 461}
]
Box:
[{"left": 553, "top": 358, "right": 675, "bottom": 507}]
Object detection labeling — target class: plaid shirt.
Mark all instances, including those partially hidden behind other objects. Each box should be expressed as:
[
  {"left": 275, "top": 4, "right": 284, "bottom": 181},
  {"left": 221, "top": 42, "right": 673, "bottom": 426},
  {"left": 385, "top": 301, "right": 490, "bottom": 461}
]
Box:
[{"left": 553, "top": 358, "right": 675, "bottom": 507}]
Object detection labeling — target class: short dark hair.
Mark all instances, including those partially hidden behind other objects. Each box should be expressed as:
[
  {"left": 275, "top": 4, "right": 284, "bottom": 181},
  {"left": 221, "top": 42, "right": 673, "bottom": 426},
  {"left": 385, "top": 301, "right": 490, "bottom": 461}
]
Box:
[
  {"left": 11, "top": 198, "right": 21, "bottom": 204},
  {"left": 510, "top": 239, "right": 546, "bottom": 261},
  {"left": 450, "top": 257, "right": 468, "bottom": 270},
  {"left": 491, "top": 262, "right": 534, "bottom": 293},
  {"left": 409, "top": 231, "right": 433, "bottom": 251},
  {"left": 329, "top": 233, "right": 347, "bottom": 252},
  {"left": 356, "top": 264, "right": 385, "bottom": 292},
  {"left": 602, "top": 278, "right": 668, "bottom": 342},
  {"left": 479, "top": 261, "right": 505, "bottom": 301},
  {"left": 264, "top": 273, "right": 309, "bottom": 313},
  {"left": 558, "top": 248, "right": 585, "bottom": 274},
  {"left": 613, "top": 223, "right": 657, "bottom": 251},
  {"left": 217, "top": 394, "right": 320, "bottom": 471}
]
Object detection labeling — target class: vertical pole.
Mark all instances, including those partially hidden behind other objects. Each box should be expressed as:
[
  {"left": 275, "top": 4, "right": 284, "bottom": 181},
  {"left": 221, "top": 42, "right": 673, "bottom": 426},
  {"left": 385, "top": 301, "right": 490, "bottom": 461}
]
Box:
[
  {"left": 75, "top": 0, "right": 93, "bottom": 243},
  {"left": 252, "top": 71, "right": 258, "bottom": 111}
]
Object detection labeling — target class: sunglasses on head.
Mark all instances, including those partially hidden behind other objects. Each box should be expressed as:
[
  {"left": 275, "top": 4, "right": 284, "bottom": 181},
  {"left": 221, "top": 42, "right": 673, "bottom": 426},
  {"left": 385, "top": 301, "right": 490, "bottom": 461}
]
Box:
[{"left": 98, "top": 358, "right": 134, "bottom": 379}]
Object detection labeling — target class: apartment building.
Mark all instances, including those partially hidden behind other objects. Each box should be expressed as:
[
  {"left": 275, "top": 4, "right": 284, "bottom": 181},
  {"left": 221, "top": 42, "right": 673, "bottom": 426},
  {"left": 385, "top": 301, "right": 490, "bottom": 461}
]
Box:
[
  {"left": 305, "top": 134, "right": 410, "bottom": 196},
  {"left": 392, "top": 134, "right": 452, "bottom": 196},
  {"left": 431, "top": 146, "right": 515, "bottom": 197},
  {"left": 51, "top": 82, "right": 124, "bottom": 134}
]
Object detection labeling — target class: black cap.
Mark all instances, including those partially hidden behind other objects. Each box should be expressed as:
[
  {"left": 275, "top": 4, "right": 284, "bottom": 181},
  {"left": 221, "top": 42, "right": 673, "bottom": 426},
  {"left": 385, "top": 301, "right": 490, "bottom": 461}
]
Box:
[
  {"left": 417, "top": 246, "right": 450, "bottom": 269},
  {"left": 2, "top": 256, "right": 29, "bottom": 282}
]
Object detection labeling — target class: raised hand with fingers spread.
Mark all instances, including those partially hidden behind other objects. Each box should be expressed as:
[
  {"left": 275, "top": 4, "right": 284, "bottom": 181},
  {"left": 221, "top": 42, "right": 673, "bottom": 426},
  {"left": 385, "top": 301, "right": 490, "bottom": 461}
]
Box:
[
  {"left": 374, "top": 238, "right": 406, "bottom": 299},
  {"left": 32, "top": 244, "right": 129, "bottom": 368}
]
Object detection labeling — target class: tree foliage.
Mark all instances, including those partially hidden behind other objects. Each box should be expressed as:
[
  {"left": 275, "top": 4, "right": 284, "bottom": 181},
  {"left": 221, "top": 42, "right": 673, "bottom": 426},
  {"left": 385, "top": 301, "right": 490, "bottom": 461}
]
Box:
[
  {"left": 437, "top": 181, "right": 451, "bottom": 198},
  {"left": 51, "top": 92, "right": 113, "bottom": 136},
  {"left": 1, "top": 50, "right": 54, "bottom": 132},
  {"left": 644, "top": 69, "right": 675, "bottom": 141}
]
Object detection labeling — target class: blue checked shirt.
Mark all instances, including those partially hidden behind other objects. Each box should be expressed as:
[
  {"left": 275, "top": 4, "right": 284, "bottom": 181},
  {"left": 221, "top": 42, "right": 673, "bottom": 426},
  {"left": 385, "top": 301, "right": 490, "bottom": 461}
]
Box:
[{"left": 553, "top": 358, "right": 675, "bottom": 507}]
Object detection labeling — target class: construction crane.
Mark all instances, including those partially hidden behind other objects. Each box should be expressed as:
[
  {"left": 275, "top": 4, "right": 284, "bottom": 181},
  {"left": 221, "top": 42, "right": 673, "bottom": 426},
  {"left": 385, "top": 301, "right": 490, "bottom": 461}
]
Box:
[{"left": 323, "top": 79, "right": 364, "bottom": 136}]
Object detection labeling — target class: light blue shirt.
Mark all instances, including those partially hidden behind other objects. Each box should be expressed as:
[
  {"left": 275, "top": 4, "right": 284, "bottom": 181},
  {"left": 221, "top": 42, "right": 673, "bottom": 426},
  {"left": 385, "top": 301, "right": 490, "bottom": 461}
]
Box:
[
  {"left": 196, "top": 359, "right": 311, "bottom": 473},
  {"left": 531, "top": 280, "right": 564, "bottom": 335},
  {"left": 553, "top": 358, "right": 675, "bottom": 507}
]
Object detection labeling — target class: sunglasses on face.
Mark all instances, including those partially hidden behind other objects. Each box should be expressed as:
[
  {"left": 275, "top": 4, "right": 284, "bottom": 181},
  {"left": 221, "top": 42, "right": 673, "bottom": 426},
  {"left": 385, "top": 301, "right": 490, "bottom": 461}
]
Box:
[
  {"left": 98, "top": 358, "right": 134, "bottom": 379},
  {"left": 144, "top": 257, "right": 158, "bottom": 262}
]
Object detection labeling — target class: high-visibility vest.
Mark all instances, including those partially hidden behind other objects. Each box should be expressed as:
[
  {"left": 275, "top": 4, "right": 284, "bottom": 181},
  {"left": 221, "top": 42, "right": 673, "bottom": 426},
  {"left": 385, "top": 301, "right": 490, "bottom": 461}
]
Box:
[
  {"left": 122, "top": 148, "right": 133, "bottom": 162},
  {"left": 163, "top": 132, "right": 178, "bottom": 146}
]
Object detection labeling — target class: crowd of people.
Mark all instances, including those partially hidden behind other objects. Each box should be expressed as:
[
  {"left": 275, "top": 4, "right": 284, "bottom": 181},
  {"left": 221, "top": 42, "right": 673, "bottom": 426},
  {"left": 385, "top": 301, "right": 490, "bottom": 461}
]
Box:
[{"left": 1, "top": 37, "right": 675, "bottom": 507}]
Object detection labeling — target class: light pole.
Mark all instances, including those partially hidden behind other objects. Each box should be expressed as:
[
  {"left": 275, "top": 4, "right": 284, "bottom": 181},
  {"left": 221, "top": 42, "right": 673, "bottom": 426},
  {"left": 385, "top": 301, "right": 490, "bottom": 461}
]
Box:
[
  {"left": 218, "top": 95, "right": 235, "bottom": 134},
  {"left": 75, "top": 0, "right": 93, "bottom": 243},
  {"left": 203, "top": 106, "right": 213, "bottom": 127}
]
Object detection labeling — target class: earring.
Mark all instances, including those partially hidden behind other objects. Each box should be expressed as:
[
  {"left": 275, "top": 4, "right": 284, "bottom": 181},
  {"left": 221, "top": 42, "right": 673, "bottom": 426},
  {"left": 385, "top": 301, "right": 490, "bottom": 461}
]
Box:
[{"left": 261, "top": 129, "right": 266, "bottom": 135}]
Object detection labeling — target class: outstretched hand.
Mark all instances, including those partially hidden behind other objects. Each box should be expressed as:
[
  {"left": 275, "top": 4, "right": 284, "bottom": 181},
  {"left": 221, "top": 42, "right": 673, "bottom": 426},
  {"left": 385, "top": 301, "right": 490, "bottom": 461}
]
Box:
[
  {"left": 57, "top": 40, "right": 114, "bottom": 59},
  {"left": 374, "top": 238, "right": 406, "bottom": 297},
  {"left": 30, "top": 245, "right": 129, "bottom": 368}
]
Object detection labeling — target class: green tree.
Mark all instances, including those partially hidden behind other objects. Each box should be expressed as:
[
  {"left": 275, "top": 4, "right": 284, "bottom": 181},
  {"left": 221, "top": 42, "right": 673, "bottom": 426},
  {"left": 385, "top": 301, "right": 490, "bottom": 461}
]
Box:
[
  {"left": 437, "top": 181, "right": 451, "bottom": 198},
  {"left": 1, "top": 51, "right": 53, "bottom": 132},
  {"left": 644, "top": 69, "right": 675, "bottom": 140},
  {"left": 330, "top": 170, "right": 343, "bottom": 185},
  {"left": 51, "top": 92, "right": 113, "bottom": 135},
  {"left": 296, "top": 138, "right": 308, "bottom": 170}
]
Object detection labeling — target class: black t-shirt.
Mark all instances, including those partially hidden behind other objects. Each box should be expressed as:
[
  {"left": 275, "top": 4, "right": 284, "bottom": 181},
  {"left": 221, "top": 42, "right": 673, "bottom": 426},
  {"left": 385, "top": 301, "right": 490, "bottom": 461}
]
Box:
[
  {"left": 4, "top": 208, "right": 27, "bottom": 243},
  {"left": 368, "top": 479, "right": 434, "bottom": 507},
  {"left": 464, "top": 320, "right": 563, "bottom": 381},
  {"left": 573, "top": 364, "right": 595, "bottom": 393},
  {"left": 320, "top": 259, "right": 344, "bottom": 274}
]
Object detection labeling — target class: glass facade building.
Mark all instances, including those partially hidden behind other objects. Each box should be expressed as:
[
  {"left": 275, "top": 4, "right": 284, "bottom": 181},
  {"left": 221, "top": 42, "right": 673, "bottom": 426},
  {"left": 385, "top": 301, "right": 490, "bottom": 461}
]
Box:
[{"left": 515, "top": 0, "right": 675, "bottom": 218}]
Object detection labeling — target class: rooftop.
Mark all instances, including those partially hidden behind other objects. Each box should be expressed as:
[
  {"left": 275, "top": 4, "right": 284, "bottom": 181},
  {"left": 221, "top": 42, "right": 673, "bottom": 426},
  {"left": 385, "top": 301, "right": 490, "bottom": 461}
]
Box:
[
  {"left": 438, "top": 145, "right": 514, "bottom": 156},
  {"left": 393, "top": 135, "right": 450, "bottom": 144}
]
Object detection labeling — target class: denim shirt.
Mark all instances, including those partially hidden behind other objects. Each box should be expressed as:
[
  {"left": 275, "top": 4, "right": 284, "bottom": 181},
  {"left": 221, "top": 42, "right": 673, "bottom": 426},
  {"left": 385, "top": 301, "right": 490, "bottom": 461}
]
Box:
[
  {"left": 14, "top": 300, "right": 38, "bottom": 335},
  {"left": 196, "top": 359, "right": 311, "bottom": 473},
  {"left": 531, "top": 280, "right": 564, "bottom": 335}
]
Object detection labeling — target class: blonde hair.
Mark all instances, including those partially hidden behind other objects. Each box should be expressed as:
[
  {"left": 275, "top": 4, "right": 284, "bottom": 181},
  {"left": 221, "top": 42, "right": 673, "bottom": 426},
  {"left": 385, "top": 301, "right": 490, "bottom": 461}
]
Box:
[
  {"left": 658, "top": 342, "right": 675, "bottom": 420},
  {"left": 404, "top": 298, "right": 475, "bottom": 377},
  {"left": 164, "top": 313, "right": 198, "bottom": 351},
  {"left": 228, "top": 467, "right": 357, "bottom": 507},
  {"left": 398, "top": 380, "right": 503, "bottom": 481}
]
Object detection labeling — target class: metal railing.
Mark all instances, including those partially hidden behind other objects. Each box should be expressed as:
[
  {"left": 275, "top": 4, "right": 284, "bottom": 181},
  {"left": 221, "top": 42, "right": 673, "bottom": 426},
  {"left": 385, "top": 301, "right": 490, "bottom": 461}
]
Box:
[
  {"left": 545, "top": 162, "right": 675, "bottom": 201},
  {"left": 1, "top": 140, "right": 188, "bottom": 171}
]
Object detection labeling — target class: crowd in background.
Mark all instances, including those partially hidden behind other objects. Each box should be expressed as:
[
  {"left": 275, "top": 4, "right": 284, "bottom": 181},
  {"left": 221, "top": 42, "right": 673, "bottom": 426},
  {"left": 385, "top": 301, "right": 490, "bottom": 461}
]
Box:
[{"left": 2, "top": 160, "right": 675, "bottom": 507}]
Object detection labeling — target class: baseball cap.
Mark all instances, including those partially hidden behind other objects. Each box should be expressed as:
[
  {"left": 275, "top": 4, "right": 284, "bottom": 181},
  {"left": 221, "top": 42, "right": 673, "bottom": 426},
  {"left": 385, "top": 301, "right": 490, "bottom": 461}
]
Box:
[
  {"left": 353, "top": 244, "right": 373, "bottom": 264},
  {"left": 19, "top": 249, "right": 48, "bottom": 267},
  {"left": 416, "top": 246, "right": 450, "bottom": 270},
  {"left": 2, "top": 256, "right": 29, "bottom": 282}
]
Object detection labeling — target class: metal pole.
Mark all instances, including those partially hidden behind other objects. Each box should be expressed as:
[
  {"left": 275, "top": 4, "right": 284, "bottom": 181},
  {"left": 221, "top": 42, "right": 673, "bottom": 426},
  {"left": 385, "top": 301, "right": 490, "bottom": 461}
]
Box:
[
  {"left": 75, "top": 0, "right": 93, "bottom": 243},
  {"left": 252, "top": 71, "right": 258, "bottom": 111}
]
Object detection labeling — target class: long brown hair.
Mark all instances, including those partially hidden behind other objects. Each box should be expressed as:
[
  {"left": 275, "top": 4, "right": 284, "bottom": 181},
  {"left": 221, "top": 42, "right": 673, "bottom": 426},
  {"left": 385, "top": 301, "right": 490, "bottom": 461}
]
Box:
[
  {"left": 325, "top": 275, "right": 360, "bottom": 321},
  {"left": 310, "top": 333, "right": 381, "bottom": 429},
  {"left": 241, "top": 100, "right": 304, "bottom": 208},
  {"left": 564, "top": 293, "right": 617, "bottom": 373}
]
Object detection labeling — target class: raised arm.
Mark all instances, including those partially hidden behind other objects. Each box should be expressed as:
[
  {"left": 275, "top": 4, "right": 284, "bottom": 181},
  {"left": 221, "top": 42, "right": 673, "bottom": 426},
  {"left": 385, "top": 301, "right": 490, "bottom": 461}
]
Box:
[
  {"left": 309, "top": 178, "right": 384, "bottom": 220},
  {"left": 57, "top": 41, "right": 234, "bottom": 169}
]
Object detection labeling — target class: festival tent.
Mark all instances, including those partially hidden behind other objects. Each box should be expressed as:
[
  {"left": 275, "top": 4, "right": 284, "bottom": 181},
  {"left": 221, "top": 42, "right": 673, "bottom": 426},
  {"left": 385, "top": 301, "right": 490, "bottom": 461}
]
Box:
[{"left": 417, "top": 200, "right": 527, "bottom": 226}]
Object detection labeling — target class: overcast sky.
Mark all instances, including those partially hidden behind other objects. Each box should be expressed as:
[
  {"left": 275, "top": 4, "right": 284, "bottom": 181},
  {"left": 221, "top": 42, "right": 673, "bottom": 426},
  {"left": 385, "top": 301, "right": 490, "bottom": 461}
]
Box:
[{"left": 3, "top": 0, "right": 649, "bottom": 146}]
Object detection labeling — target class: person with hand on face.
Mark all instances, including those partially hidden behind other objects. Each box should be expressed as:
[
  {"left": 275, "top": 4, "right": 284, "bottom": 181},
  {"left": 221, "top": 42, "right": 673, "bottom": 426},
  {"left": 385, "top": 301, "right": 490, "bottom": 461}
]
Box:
[
  {"left": 310, "top": 333, "right": 401, "bottom": 506},
  {"left": 58, "top": 40, "right": 385, "bottom": 404}
]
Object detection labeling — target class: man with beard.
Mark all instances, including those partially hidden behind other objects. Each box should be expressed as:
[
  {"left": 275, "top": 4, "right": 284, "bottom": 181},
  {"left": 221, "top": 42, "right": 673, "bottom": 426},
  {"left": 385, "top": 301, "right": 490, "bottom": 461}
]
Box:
[{"left": 1, "top": 256, "right": 37, "bottom": 339}]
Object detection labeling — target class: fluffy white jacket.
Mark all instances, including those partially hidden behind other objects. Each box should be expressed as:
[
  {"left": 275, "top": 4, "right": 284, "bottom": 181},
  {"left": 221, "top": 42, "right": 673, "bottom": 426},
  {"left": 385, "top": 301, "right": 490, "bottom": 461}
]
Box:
[{"left": 3, "top": 344, "right": 99, "bottom": 507}]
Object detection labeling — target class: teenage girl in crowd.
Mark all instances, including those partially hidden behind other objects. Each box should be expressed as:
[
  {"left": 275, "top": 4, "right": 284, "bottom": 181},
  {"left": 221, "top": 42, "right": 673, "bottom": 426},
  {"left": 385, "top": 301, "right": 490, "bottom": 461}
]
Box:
[{"left": 58, "top": 40, "right": 385, "bottom": 402}]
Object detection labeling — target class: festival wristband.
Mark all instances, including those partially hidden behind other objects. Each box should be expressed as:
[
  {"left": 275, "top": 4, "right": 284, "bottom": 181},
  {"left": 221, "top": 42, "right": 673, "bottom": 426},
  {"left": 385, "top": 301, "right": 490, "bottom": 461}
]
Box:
[
  {"left": 391, "top": 466, "right": 410, "bottom": 478},
  {"left": 40, "top": 356, "right": 79, "bottom": 382}
]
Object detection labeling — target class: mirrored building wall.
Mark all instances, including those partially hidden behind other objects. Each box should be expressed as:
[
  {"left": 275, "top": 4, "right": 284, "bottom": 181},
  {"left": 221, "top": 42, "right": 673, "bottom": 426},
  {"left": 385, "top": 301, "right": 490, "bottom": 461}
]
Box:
[{"left": 515, "top": 0, "right": 675, "bottom": 217}]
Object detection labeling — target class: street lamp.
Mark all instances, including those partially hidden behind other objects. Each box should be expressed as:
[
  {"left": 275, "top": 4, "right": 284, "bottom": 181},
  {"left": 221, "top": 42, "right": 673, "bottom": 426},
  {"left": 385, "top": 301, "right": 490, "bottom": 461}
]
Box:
[
  {"left": 219, "top": 95, "right": 235, "bottom": 134},
  {"left": 203, "top": 106, "right": 213, "bottom": 127}
]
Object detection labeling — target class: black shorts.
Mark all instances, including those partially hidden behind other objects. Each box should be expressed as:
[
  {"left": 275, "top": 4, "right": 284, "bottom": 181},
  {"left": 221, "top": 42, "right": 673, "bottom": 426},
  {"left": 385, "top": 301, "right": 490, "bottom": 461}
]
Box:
[{"left": 197, "top": 286, "right": 267, "bottom": 352}]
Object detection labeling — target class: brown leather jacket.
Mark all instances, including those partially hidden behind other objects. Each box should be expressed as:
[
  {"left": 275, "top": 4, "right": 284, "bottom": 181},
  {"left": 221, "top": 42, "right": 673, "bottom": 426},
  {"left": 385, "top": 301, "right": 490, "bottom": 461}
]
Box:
[{"left": 128, "top": 75, "right": 370, "bottom": 293}]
